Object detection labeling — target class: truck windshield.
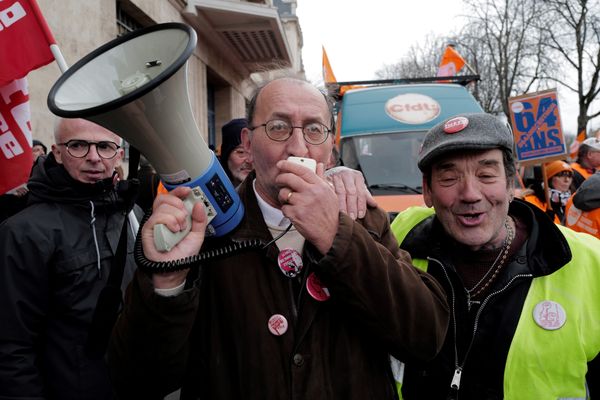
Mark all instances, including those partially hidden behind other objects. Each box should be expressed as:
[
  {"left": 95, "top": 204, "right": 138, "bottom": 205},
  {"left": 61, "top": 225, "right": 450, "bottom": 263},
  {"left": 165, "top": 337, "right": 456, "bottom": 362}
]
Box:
[{"left": 340, "top": 131, "right": 425, "bottom": 194}]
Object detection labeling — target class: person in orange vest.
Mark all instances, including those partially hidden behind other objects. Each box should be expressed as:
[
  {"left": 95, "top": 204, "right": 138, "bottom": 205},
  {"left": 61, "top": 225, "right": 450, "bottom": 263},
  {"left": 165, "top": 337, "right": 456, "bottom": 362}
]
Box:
[
  {"left": 522, "top": 160, "right": 573, "bottom": 224},
  {"left": 570, "top": 137, "right": 600, "bottom": 191},
  {"left": 565, "top": 172, "right": 600, "bottom": 239}
]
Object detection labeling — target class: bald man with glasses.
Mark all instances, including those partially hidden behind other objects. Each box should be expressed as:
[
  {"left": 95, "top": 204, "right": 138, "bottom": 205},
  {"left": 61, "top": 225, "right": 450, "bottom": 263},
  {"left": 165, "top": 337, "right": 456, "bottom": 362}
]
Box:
[
  {"left": 108, "top": 77, "right": 449, "bottom": 399},
  {"left": 0, "top": 118, "right": 141, "bottom": 400}
]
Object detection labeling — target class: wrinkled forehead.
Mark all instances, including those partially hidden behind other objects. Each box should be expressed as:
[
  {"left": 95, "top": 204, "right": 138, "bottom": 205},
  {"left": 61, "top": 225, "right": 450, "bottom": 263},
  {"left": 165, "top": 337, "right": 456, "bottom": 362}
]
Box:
[
  {"left": 255, "top": 79, "right": 331, "bottom": 120},
  {"left": 431, "top": 148, "right": 505, "bottom": 171},
  {"left": 59, "top": 119, "right": 120, "bottom": 143}
]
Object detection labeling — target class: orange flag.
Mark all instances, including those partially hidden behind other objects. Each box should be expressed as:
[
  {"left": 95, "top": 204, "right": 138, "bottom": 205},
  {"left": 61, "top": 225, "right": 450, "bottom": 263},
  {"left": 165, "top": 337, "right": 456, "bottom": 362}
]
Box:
[
  {"left": 569, "top": 129, "right": 587, "bottom": 159},
  {"left": 437, "top": 45, "right": 466, "bottom": 77},
  {"left": 322, "top": 46, "right": 363, "bottom": 96},
  {"left": 322, "top": 46, "right": 337, "bottom": 83}
]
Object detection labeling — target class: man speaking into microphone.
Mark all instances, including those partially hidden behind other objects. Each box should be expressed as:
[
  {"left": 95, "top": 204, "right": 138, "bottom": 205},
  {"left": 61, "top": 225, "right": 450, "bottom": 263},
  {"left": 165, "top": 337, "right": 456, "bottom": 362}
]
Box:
[{"left": 108, "top": 77, "right": 449, "bottom": 400}]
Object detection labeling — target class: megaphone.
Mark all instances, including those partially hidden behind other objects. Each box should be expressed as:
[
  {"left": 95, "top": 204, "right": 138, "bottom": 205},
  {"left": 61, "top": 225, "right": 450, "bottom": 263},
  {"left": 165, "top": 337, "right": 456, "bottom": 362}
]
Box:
[{"left": 47, "top": 23, "right": 244, "bottom": 251}]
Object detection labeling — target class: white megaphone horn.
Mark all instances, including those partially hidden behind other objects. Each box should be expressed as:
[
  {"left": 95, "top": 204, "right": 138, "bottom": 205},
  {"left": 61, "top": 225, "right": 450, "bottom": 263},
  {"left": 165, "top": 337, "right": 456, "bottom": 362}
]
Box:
[{"left": 47, "top": 22, "right": 244, "bottom": 251}]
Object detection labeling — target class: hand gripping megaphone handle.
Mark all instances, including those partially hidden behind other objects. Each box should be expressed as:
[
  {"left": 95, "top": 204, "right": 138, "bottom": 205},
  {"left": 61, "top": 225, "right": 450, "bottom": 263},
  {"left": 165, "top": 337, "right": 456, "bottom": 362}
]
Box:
[{"left": 153, "top": 187, "right": 216, "bottom": 252}]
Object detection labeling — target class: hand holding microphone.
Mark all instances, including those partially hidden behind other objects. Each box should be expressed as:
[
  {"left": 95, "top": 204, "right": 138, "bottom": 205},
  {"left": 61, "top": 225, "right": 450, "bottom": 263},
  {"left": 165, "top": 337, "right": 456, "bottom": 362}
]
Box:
[
  {"left": 141, "top": 187, "right": 209, "bottom": 287},
  {"left": 276, "top": 157, "right": 339, "bottom": 255}
]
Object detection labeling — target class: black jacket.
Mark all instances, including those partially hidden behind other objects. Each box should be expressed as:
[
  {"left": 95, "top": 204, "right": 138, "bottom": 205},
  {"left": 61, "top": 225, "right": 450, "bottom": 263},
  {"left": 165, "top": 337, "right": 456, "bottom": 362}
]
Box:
[
  {"left": 399, "top": 200, "right": 576, "bottom": 399},
  {"left": 0, "top": 154, "right": 139, "bottom": 400}
]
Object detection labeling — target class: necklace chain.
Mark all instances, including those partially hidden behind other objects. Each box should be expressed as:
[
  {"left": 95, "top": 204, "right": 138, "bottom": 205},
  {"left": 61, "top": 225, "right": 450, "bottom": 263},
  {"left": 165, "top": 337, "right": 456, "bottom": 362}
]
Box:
[{"left": 466, "top": 217, "right": 514, "bottom": 299}]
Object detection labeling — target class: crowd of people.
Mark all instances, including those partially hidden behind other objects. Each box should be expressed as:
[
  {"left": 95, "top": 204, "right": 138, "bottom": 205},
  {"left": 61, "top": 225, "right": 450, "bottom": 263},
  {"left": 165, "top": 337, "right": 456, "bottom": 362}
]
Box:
[
  {"left": 1, "top": 76, "right": 600, "bottom": 400},
  {"left": 515, "top": 137, "right": 600, "bottom": 240}
]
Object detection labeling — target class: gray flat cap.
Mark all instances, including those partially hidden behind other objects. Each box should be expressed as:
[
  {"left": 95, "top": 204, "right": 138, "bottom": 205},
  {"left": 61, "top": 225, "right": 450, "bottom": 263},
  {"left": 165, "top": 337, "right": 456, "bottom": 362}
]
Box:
[{"left": 417, "top": 113, "right": 514, "bottom": 171}]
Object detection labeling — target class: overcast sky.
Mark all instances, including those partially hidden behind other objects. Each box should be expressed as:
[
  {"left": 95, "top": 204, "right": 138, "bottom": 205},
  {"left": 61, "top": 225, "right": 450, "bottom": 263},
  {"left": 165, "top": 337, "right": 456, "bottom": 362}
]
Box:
[
  {"left": 295, "top": 0, "right": 582, "bottom": 135},
  {"left": 296, "top": 0, "right": 467, "bottom": 82}
]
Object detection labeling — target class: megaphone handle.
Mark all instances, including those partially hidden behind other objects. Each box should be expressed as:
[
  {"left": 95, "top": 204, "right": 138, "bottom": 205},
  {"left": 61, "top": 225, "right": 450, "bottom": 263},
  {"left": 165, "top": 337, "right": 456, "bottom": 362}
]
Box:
[
  {"left": 153, "top": 187, "right": 216, "bottom": 252},
  {"left": 154, "top": 217, "right": 192, "bottom": 252}
]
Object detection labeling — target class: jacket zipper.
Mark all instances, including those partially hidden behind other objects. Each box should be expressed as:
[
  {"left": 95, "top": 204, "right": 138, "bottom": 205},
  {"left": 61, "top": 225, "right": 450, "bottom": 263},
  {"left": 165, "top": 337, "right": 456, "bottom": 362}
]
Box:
[{"left": 428, "top": 256, "right": 533, "bottom": 396}]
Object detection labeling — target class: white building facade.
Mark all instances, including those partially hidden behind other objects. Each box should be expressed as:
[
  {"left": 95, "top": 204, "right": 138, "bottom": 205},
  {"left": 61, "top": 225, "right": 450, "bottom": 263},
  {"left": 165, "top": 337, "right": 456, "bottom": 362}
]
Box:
[{"left": 29, "top": 0, "right": 304, "bottom": 167}]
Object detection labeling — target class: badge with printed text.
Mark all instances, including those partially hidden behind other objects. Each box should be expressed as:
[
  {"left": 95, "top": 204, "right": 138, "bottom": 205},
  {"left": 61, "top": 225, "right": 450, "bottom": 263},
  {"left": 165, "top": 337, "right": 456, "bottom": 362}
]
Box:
[
  {"left": 443, "top": 116, "right": 469, "bottom": 134},
  {"left": 277, "top": 248, "right": 303, "bottom": 278},
  {"left": 533, "top": 300, "right": 566, "bottom": 330},
  {"left": 268, "top": 314, "right": 288, "bottom": 336},
  {"left": 306, "top": 272, "right": 331, "bottom": 302}
]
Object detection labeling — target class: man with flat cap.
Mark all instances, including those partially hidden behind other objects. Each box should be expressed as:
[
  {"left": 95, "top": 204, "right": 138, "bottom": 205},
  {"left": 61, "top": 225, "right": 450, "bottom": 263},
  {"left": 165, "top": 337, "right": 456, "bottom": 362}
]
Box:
[{"left": 391, "top": 112, "right": 600, "bottom": 399}]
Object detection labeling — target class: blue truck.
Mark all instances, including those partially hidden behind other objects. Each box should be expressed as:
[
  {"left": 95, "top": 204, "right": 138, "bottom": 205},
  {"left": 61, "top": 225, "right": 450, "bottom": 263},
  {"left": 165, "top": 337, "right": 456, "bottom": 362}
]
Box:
[{"left": 329, "top": 76, "right": 483, "bottom": 217}]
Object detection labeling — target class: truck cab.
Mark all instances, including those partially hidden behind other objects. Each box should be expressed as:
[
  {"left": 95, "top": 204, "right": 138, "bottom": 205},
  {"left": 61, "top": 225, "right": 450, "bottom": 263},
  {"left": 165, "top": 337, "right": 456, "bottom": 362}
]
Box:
[{"left": 331, "top": 76, "right": 483, "bottom": 218}]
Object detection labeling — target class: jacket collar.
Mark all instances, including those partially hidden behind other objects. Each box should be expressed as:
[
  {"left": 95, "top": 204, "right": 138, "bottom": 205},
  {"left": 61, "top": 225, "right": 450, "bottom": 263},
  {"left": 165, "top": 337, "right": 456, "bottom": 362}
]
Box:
[
  {"left": 401, "top": 199, "right": 572, "bottom": 277},
  {"left": 27, "top": 152, "right": 137, "bottom": 213},
  {"left": 228, "top": 172, "right": 276, "bottom": 245}
]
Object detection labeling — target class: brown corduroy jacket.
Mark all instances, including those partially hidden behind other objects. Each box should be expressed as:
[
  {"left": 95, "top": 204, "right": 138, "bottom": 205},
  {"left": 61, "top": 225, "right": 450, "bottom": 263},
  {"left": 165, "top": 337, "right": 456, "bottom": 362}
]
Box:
[{"left": 108, "top": 175, "right": 449, "bottom": 400}]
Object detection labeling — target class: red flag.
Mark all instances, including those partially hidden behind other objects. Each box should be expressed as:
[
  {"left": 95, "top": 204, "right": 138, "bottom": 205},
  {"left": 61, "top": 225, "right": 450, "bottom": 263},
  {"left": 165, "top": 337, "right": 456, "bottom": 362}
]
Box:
[
  {"left": 0, "top": 78, "right": 33, "bottom": 194},
  {"left": 0, "top": 0, "right": 56, "bottom": 194},
  {"left": 0, "top": 0, "right": 55, "bottom": 85},
  {"left": 437, "top": 45, "right": 466, "bottom": 77}
]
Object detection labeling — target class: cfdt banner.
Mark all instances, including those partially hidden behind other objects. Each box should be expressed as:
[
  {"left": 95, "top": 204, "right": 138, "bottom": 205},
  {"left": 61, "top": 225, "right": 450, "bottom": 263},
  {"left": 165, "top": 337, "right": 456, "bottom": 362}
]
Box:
[
  {"left": 0, "top": 0, "right": 55, "bottom": 85},
  {"left": 0, "top": 0, "right": 56, "bottom": 194},
  {"left": 0, "top": 78, "right": 33, "bottom": 194}
]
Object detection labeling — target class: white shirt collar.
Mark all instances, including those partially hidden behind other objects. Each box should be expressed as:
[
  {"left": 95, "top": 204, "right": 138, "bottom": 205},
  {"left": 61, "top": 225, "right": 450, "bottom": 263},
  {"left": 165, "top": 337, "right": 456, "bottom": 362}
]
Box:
[{"left": 252, "top": 180, "right": 290, "bottom": 227}]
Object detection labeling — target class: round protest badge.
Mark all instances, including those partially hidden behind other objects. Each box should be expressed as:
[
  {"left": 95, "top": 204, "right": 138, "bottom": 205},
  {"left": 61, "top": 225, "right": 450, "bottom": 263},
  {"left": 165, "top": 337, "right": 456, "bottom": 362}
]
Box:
[
  {"left": 443, "top": 116, "right": 469, "bottom": 134},
  {"left": 277, "top": 248, "right": 303, "bottom": 278},
  {"left": 532, "top": 300, "right": 566, "bottom": 330},
  {"left": 306, "top": 272, "right": 331, "bottom": 302},
  {"left": 268, "top": 314, "right": 288, "bottom": 336},
  {"left": 511, "top": 101, "right": 524, "bottom": 114}
]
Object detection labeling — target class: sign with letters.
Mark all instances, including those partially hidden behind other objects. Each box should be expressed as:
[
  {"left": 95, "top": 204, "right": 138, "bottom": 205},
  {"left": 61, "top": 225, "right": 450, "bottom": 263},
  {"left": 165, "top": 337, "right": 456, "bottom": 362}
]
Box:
[
  {"left": 0, "top": 0, "right": 55, "bottom": 86},
  {"left": 0, "top": 0, "right": 55, "bottom": 194},
  {"left": 508, "top": 89, "right": 567, "bottom": 165},
  {"left": 0, "top": 78, "right": 33, "bottom": 195}
]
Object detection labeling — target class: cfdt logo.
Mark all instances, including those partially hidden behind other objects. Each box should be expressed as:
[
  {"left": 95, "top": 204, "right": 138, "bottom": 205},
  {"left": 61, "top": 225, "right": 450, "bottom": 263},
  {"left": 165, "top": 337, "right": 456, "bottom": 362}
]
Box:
[{"left": 385, "top": 93, "right": 440, "bottom": 124}]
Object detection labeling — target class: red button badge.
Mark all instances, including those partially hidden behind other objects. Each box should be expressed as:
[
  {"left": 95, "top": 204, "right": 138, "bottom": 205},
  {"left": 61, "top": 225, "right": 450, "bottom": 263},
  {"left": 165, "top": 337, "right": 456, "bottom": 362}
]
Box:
[
  {"left": 306, "top": 272, "right": 331, "bottom": 302},
  {"left": 277, "top": 248, "right": 304, "bottom": 278},
  {"left": 443, "top": 116, "right": 469, "bottom": 134}
]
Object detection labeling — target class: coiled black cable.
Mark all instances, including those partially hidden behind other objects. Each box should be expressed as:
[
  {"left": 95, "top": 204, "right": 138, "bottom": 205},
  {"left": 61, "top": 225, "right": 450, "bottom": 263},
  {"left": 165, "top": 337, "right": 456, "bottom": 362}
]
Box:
[{"left": 133, "top": 211, "right": 290, "bottom": 273}]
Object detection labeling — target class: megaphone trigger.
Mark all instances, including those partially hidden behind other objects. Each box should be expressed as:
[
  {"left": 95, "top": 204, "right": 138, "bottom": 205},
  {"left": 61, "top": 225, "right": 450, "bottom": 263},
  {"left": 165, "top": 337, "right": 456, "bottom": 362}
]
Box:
[{"left": 153, "top": 186, "right": 217, "bottom": 252}]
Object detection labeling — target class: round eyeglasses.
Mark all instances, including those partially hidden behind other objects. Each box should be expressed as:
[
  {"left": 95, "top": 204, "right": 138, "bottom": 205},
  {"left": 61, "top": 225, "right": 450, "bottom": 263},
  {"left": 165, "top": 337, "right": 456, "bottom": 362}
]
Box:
[
  {"left": 58, "top": 140, "right": 121, "bottom": 159},
  {"left": 250, "top": 119, "right": 331, "bottom": 145}
]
